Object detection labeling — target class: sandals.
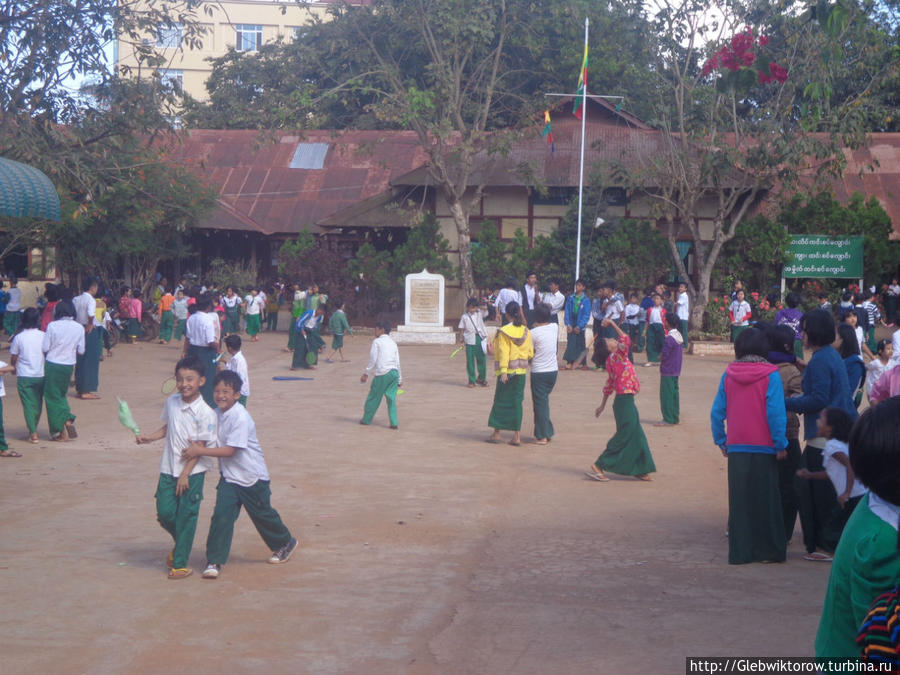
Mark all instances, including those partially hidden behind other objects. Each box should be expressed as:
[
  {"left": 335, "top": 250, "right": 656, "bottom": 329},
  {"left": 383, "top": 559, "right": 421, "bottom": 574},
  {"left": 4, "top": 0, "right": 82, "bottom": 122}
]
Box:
[
  {"left": 166, "top": 549, "right": 174, "bottom": 569},
  {"left": 803, "top": 552, "right": 833, "bottom": 562},
  {"left": 585, "top": 466, "right": 610, "bottom": 482},
  {"left": 65, "top": 422, "right": 78, "bottom": 439},
  {"left": 50, "top": 432, "right": 68, "bottom": 442},
  {"left": 508, "top": 439, "right": 521, "bottom": 447},
  {"left": 28, "top": 435, "right": 39, "bottom": 444},
  {"left": 167, "top": 567, "right": 193, "bottom": 580},
  {"left": 0, "top": 450, "right": 22, "bottom": 457},
  {"left": 531, "top": 439, "right": 549, "bottom": 446}
]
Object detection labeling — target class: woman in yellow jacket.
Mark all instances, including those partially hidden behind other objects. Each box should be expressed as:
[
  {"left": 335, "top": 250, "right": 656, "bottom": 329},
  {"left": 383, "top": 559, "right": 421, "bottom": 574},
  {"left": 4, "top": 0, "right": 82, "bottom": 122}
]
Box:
[{"left": 487, "top": 301, "right": 534, "bottom": 446}]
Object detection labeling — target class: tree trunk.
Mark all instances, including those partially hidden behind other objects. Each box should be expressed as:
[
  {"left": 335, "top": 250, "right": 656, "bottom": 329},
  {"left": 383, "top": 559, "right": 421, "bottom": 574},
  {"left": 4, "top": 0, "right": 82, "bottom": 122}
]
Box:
[
  {"left": 449, "top": 199, "right": 476, "bottom": 299},
  {"left": 691, "top": 256, "right": 715, "bottom": 330}
]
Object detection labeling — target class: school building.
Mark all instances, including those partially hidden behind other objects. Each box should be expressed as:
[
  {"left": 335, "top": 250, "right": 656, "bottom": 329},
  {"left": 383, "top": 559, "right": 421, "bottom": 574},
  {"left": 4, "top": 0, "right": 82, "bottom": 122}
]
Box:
[{"left": 159, "top": 98, "right": 900, "bottom": 306}]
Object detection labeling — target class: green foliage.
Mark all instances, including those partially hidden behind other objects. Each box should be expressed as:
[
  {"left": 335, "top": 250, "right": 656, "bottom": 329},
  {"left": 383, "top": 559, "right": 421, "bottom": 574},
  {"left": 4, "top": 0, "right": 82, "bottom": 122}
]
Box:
[
  {"left": 347, "top": 213, "right": 454, "bottom": 313},
  {"left": 704, "top": 295, "right": 732, "bottom": 339},
  {"left": 778, "top": 191, "right": 900, "bottom": 284},
  {"left": 207, "top": 258, "right": 259, "bottom": 292},
  {"left": 470, "top": 221, "right": 508, "bottom": 289},
  {"left": 716, "top": 215, "right": 791, "bottom": 293}
]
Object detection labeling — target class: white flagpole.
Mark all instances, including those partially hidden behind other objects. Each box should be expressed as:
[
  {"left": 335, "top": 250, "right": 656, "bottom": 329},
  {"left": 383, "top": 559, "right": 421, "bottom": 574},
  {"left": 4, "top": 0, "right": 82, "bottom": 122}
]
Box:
[{"left": 575, "top": 17, "right": 588, "bottom": 284}]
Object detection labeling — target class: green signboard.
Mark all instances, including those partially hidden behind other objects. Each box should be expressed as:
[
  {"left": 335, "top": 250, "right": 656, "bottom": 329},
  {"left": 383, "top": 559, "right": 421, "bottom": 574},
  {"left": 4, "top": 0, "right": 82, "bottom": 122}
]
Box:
[{"left": 782, "top": 235, "right": 864, "bottom": 279}]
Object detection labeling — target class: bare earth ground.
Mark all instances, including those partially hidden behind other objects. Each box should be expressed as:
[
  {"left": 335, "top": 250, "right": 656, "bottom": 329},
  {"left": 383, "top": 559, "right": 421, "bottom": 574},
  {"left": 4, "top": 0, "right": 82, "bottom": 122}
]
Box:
[{"left": 1, "top": 329, "right": 835, "bottom": 674}]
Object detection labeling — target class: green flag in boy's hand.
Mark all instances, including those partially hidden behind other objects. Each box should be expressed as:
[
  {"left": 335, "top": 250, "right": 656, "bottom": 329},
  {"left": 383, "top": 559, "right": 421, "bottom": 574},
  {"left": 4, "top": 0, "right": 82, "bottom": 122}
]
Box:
[{"left": 116, "top": 397, "right": 140, "bottom": 436}]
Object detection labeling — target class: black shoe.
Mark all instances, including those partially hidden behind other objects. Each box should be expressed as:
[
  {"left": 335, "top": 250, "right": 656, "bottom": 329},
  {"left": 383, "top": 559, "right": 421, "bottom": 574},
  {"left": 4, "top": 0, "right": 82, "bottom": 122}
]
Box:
[{"left": 268, "top": 537, "right": 298, "bottom": 564}]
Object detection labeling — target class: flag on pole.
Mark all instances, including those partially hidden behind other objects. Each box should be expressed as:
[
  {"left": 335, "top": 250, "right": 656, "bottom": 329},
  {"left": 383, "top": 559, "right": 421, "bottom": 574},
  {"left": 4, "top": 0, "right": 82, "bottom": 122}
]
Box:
[
  {"left": 573, "top": 42, "right": 589, "bottom": 119},
  {"left": 540, "top": 110, "right": 554, "bottom": 152}
]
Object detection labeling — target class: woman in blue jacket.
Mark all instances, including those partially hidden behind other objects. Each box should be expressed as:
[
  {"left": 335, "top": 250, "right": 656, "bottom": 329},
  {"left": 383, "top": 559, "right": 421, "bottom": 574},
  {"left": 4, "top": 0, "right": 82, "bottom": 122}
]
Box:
[
  {"left": 784, "top": 310, "right": 857, "bottom": 561},
  {"left": 836, "top": 324, "right": 865, "bottom": 408}
]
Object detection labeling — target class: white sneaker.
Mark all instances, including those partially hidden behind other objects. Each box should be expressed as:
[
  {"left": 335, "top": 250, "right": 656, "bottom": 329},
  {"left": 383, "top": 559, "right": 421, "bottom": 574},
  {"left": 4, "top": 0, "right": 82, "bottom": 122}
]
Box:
[{"left": 202, "top": 563, "right": 221, "bottom": 579}]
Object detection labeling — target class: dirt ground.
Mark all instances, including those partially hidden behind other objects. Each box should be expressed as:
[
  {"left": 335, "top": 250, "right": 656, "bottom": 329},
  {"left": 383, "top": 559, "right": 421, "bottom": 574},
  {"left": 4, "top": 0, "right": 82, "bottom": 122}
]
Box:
[{"left": 1, "top": 327, "right": 846, "bottom": 674}]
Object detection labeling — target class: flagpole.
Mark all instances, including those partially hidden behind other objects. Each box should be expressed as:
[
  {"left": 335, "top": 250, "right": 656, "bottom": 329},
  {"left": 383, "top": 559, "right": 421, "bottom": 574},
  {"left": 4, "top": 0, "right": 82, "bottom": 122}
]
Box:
[{"left": 575, "top": 17, "right": 588, "bottom": 284}]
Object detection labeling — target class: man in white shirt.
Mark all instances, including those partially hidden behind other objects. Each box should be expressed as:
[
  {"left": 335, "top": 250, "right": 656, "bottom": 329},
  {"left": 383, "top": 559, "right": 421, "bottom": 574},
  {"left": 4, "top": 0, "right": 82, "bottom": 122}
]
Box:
[
  {"left": 72, "top": 278, "right": 102, "bottom": 399},
  {"left": 676, "top": 282, "right": 690, "bottom": 350},
  {"left": 520, "top": 271, "right": 540, "bottom": 328},
  {"left": 542, "top": 279, "right": 566, "bottom": 324},
  {"left": 4, "top": 274, "right": 21, "bottom": 335},
  {"left": 360, "top": 320, "right": 402, "bottom": 429},
  {"left": 183, "top": 295, "right": 219, "bottom": 407},
  {"left": 494, "top": 279, "right": 522, "bottom": 325}
]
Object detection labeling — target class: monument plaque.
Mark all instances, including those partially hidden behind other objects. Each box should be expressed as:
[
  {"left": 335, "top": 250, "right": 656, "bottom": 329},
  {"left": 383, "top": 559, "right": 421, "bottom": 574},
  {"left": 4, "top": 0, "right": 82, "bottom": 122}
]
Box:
[{"left": 394, "top": 269, "right": 455, "bottom": 344}]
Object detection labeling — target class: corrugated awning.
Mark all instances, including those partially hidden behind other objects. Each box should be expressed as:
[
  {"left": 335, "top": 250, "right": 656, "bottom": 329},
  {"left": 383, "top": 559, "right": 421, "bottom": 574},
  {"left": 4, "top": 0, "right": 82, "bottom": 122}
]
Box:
[{"left": 0, "top": 157, "right": 61, "bottom": 221}]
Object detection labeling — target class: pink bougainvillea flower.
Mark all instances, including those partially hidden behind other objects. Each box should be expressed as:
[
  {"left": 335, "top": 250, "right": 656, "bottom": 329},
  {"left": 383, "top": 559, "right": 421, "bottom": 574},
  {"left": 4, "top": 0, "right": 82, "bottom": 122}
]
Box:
[
  {"left": 758, "top": 35, "right": 770, "bottom": 46},
  {"left": 769, "top": 62, "right": 788, "bottom": 83}
]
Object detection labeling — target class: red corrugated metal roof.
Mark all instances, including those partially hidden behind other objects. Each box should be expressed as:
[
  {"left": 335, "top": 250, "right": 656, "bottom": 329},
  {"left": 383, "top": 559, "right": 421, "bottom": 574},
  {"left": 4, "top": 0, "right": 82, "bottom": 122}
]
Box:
[{"left": 161, "top": 129, "right": 430, "bottom": 235}]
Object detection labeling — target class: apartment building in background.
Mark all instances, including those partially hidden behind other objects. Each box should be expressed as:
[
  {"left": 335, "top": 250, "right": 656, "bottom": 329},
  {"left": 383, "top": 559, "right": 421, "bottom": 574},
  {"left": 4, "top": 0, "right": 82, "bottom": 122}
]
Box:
[{"left": 115, "top": 0, "right": 370, "bottom": 101}]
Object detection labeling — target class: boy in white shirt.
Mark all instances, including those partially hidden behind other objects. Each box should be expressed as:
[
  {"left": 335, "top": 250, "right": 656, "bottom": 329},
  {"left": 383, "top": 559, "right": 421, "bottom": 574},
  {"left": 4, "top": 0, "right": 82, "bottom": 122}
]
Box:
[
  {"left": 137, "top": 355, "right": 218, "bottom": 579},
  {"left": 360, "top": 320, "right": 402, "bottom": 429},
  {"left": 4, "top": 274, "right": 21, "bottom": 335},
  {"left": 223, "top": 334, "right": 250, "bottom": 406},
  {"left": 458, "top": 297, "right": 488, "bottom": 388},
  {"left": 0, "top": 352, "right": 17, "bottom": 456},
  {"left": 10, "top": 307, "right": 45, "bottom": 444},
  {"left": 542, "top": 279, "right": 566, "bottom": 324},
  {"left": 676, "top": 282, "right": 690, "bottom": 350},
  {"left": 183, "top": 370, "right": 297, "bottom": 579}
]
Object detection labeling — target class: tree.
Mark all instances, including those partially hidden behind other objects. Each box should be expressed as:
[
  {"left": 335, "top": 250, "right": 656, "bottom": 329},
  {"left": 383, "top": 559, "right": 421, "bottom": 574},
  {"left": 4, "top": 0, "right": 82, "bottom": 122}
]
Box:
[
  {"left": 470, "top": 221, "right": 507, "bottom": 290},
  {"left": 610, "top": 0, "right": 884, "bottom": 327},
  {"left": 715, "top": 214, "right": 790, "bottom": 294}
]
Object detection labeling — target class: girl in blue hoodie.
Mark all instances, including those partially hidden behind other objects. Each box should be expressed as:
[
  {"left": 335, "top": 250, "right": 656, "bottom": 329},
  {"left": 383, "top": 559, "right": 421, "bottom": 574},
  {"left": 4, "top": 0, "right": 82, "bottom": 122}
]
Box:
[{"left": 711, "top": 327, "right": 788, "bottom": 564}]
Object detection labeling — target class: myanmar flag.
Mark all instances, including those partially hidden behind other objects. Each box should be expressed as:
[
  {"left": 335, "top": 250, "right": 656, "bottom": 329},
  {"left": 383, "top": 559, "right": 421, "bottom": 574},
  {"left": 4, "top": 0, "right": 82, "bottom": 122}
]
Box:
[
  {"left": 573, "top": 42, "right": 589, "bottom": 119},
  {"left": 541, "top": 110, "right": 554, "bottom": 152}
]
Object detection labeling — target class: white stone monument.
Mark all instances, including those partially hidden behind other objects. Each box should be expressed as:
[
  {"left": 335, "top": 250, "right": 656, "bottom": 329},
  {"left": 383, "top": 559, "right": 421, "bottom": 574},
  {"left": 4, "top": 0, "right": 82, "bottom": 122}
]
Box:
[{"left": 392, "top": 269, "right": 456, "bottom": 345}]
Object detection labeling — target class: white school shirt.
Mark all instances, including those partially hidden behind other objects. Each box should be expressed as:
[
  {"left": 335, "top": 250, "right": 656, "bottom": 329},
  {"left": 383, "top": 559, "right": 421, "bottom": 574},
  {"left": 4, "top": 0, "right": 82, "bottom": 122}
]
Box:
[
  {"left": 215, "top": 403, "right": 269, "bottom": 487},
  {"left": 43, "top": 317, "right": 86, "bottom": 365},
  {"left": 208, "top": 311, "right": 221, "bottom": 341},
  {"left": 244, "top": 295, "right": 263, "bottom": 316},
  {"left": 603, "top": 296, "right": 624, "bottom": 321},
  {"left": 866, "top": 359, "right": 892, "bottom": 397},
  {"left": 172, "top": 297, "right": 189, "bottom": 320},
  {"left": 185, "top": 312, "right": 216, "bottom": 346},
  {"left": 543, "top": 290, "right": 565, "bottom": 314},
  {"left": 822, "top": 439, "right": 866, "bottom": 499},
  {"left": 676, "top": 291, "right": 690, "bottom": 320},
  {"left": 366, "top": 334, "right": 402, "bottom": 380},
  {"left": 495, "top": 288, "right": 521, "bottom": 315},
  {"left": 530, "top": 324, "right": 559, "bottom": 373},
  {"left": 222, "top": 295, "right": 241, "bottom": 310},
  {"left": 523, "top": 285, "right": 538, "bottom": 309},
  {"left": 869, "top": 492, "right": 900, "bottom": 531},
  {"left": 648, "top": 306, "right": 664, "bottom": 325},
  {"left": 226, "top": 351, "right": 250, "bottom": 397},
  {"left": 730, "top": 300, "right": 751, "bottom": 325},
  {"left": 73, "top": 291, "right": 97, "bottom": 327},
  {"left": 0, "top": 359, "right": 7, "bottom": 396},
  {"left": 5, "top": 287, "right": 21, "bottom": 312},
  {"left": 457, "top": 310, "right": 487, "bottom": 346},
  {"left": 159, "top": 393, "right": 217, "bottom": 478},
  {"left": 11, "top": 328, "right": 45, "bottom": 377},
  {"left": 624, "top": 303, "right": 641, "bottom": 325},
  {"left": 854, "top": 326, "right": 865, "bottom": 357}
]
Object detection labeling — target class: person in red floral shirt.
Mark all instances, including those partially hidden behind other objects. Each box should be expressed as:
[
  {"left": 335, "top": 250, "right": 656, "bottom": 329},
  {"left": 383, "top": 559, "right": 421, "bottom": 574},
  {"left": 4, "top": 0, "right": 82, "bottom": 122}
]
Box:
[{"left": 585, "top": 319, "right": 656, "bottom": 482}]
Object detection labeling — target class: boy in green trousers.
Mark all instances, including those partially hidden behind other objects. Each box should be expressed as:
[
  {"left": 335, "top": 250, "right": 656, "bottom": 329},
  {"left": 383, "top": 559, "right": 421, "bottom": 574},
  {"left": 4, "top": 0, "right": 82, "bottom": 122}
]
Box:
[
  {"left": 360, "top": 321, "right": 402, "bottom": 429},
  {"left": 137, "top": 355, "right": 218, "bottom": 579},
  {"left": 183, "top": 370, "right": 297, "bottom": 579}
]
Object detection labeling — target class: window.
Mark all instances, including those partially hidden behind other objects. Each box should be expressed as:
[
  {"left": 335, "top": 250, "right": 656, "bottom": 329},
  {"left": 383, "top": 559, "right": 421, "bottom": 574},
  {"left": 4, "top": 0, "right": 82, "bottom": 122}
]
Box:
[
  {"left": 289, "top": 143, "right": 329, "bottom": 169},
  {"left": 156, "top": 23, "right": 183, "bottom": 48},
  {"left": 292, "top": 27, "right": 308, "bottom": 42},
  {"left": 160, "top": 69, "right": 184, "bottom": 92},
  {"left": 235, "top": 24, "right": 263, "bottom": 52}
]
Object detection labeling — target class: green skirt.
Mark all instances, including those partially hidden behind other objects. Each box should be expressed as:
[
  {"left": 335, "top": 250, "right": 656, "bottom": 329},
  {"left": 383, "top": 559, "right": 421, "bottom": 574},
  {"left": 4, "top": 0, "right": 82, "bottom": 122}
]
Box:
[
  {"left": 223, "top": 305, "right": 241, "bottom": 333},
  {"left": 530, "top": 371, "right": 557, "bottom": 440},
  {"left": 44, "top": 361, "right": 75, "bottom": 435},
  {"left": 796, "top": 445, "right": 843, "bottom": 555},
  {"left": 727, "top": 452, "right": 787, "bottom": 564},
  {"left": 126, "top": 317, "right": 142, "bottom": 339},
  {"left": 488, "top": 373, "right": 526, "bottom": 431},
  {"left": 17, "top": 376, "right": 44, "bottom": 434},
  {"left": 246, "top": 314, "right": 261, "bottom": 336},
  {"left": 562, "top": 331, "right": 586, "bottom": 364},
  {"left": 646, "top": 324, "right": 664, "bottom": 362},
  {"left": 594, "top": 394, "right": 656, "bottom": 476}
]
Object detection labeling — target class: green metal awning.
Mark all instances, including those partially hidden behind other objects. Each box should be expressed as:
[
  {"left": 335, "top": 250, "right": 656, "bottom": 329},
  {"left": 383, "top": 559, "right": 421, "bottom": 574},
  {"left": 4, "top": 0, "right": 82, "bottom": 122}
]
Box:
[{"left": 0, "top": 157, "right": 60, "bottom": 221}]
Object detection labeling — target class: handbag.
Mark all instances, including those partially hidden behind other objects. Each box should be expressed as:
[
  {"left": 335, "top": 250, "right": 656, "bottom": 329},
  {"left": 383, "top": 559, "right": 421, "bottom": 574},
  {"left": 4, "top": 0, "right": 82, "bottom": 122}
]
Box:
[{"left": 466, "top": 313, "right": 490, "bottom": 355}]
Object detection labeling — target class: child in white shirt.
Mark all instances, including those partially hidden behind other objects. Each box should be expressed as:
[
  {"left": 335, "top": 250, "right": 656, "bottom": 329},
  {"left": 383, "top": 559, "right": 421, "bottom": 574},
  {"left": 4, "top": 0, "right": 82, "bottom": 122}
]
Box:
[
  {"left": 136, "top": 355, "right": 217, "bottom": 579},
  {"left": 458, "top": 297, "right": 488, "bottom": 387},
  {"left": 10, "top": 307, "right": 45, "bottom": 444},
  {"left": 182, "top": 370, "right": 297, "bottom": 579},
  {"left": 223, "top": 334, "right": 250, "bottom": 406},
  {"left": 360, "top": 321, "right": 402, "bottom": 428}
]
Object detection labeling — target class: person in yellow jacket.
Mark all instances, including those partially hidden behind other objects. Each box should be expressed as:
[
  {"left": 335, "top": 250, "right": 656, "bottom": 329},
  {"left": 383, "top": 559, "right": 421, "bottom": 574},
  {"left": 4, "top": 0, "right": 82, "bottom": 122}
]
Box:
[{"left": 487, "top": 301, "right": 534, "bottom": 446}]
